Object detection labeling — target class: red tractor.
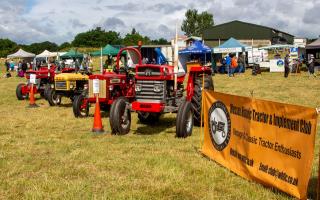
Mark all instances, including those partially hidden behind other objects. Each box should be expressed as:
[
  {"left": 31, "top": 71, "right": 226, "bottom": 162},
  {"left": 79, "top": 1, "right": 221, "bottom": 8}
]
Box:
[
  {"left": 72, "top": 47, "right": 138, "bottom": 118},
  {"left": 109, "top": 48, "right": 214, "bottom": 137},
  {"left": 16, "top": 65, "right": 75, "bottom": 100}
]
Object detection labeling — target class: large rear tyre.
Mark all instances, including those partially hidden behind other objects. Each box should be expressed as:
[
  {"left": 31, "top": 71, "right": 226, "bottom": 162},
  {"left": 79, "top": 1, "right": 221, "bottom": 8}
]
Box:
[
  {"left": 47, "top": 88, "right": 62, "bottom": 106},
  {"left": 137, "top": 112, "right": 161, "bottom": 124},
  {"left": 73, "top": 94, "right": 89, "bottom": 118},
  {"left": 176, "top": 101, "right": 193, "bottom": 138},
  {"left": 110, "top": 97, "right": 131, "bottom": 135},
  {"left": 191, "top": 74, "right": 214, "bottom": 126},
  {"left": 16, "top": 83, "right": 27, "bottom": 100}
]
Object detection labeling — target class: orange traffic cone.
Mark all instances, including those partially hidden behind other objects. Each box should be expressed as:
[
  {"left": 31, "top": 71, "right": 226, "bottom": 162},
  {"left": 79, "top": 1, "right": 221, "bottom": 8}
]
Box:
[
  {"left": 27, "top": 84, "right": 39, "bottom": 108},
  {"left": 92, "top": 94, "right": 104, "bottom": 133}
]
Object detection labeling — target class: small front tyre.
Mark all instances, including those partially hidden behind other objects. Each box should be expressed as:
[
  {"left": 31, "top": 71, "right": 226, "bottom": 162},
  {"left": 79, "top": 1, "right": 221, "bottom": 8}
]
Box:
[
  {"left": 176, "top": 101, "right": 194, "bottom": 138},
  {"left": 110, "top": 98, "right": 131, "bottom": 135},
  {"left": 73, "top": 94, "right": 89, "bottom": 118},
  {"left": 16, "top": 83, "right": 27, "bottom": 100},
  {"left": 47, "top": 88, "right": 62, "bottom": 106}
]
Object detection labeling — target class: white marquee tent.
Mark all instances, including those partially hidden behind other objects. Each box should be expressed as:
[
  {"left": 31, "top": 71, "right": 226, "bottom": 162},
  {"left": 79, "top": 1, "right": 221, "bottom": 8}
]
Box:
[
  {"left": 36, "top": 50, "right": 58, "bottom": 58},
  {"left": 7, "top": 49, "right": 35, "bottom": 58}
]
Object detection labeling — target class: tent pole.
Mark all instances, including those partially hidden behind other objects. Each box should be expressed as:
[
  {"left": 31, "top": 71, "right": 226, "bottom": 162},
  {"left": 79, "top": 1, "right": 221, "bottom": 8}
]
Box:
[{"left": 100, "top": 47, "right": 103, "bottom": 74}]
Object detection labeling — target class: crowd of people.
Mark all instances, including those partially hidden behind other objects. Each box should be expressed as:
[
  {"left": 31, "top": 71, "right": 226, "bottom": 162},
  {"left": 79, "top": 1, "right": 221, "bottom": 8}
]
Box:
[{"left": 215, "top": 53, "right": 246, "bottom": 77}]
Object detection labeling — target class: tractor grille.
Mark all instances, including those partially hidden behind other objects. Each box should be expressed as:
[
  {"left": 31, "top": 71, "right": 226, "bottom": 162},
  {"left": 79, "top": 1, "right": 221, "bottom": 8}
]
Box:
[
  {"left": 55, "top": 81, "right": 67, "bottom": 90},
  {"left": 136, "top": 80, "right": 165, "bottom": 102},
  {"left": 137, "top": 67, "right": 161, "bottom": 76}
]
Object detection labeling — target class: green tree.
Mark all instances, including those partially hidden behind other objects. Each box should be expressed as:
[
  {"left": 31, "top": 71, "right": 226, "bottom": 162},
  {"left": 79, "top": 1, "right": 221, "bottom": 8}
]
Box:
[
  {"left": 72, "top": 27, "right": 122, "bottom": 47},
  {"left": 151, "top": 38, "right": 170, "bottom": 45},
  {"left": 59, "top": 42, "right": 72, "bottom": 50},
  {"left": 0, "top": 38, "right": 18, "bottom": 57},
  {"left": 22, "top": 41, "right": 59, "bottom": 54},
  {"left": 123, "top": 29, "right": 151, "bottom": 46},
  {"left": 181, "top": 9, "right": 214, "bottom": 37}
]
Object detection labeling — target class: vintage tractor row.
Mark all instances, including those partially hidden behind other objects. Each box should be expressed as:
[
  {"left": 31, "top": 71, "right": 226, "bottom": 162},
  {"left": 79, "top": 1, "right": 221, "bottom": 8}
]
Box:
[
  {"left": 16, "top": 65, "right": 75, "bottom": 100},
  {"left": 108, "top": 48, "right": 214, "bottom": 137}
]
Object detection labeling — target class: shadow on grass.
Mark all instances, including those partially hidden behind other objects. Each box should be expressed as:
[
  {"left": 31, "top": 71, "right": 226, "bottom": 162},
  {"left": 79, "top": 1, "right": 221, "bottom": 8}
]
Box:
[
  {"left": 133, "top": 116, "right": 176, "bottom": 135},
  {"left": 58, "top": 103, "right": 73, "bottom": 107}
]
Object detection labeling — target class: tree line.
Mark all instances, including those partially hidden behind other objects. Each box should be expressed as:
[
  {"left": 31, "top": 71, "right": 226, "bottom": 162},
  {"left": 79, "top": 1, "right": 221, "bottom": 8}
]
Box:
[
  {"left": 0, "top": 9, "right": 215, "bottom": 58},
  {"left": 0, "top": 27, "right": 171, "bottom": 58}
]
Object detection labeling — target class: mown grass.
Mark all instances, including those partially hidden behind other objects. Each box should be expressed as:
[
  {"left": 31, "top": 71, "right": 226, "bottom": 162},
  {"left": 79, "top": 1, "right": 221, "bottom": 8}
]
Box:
[{"left": 0, "top": 67, "right": 319, "bottom": 199}]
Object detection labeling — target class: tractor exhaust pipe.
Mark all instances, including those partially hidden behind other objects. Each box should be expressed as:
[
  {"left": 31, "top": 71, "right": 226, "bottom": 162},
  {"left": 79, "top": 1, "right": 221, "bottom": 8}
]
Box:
[{"left": 173, "top": 23, "right": 178, "bottom": 92}]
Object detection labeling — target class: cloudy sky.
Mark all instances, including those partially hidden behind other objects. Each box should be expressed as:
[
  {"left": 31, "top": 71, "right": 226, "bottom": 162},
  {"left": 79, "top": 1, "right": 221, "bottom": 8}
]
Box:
[{"left": 0, "top": 0, "right": 319, "bottom": 44}]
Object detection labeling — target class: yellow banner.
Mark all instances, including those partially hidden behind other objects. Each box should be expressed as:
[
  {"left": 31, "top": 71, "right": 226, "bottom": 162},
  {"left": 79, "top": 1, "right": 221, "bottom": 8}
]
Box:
[{"left": 202, "top": 91, "right": 318, "bottom": 199}]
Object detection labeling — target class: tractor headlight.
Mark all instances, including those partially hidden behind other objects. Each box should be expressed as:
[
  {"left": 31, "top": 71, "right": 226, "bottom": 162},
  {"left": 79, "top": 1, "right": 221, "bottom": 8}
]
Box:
[
  {"left": 154, "top": 84, "right": 162, "bottom": 93},
  {"left": 135, "top": 84, "right": 141, "bottom": 92},
  {"left": 109, "top": 85, "right": 114, "bottom": 91},
  {"left": 70, "top": 84, "right": 74, "bottom": 89}
]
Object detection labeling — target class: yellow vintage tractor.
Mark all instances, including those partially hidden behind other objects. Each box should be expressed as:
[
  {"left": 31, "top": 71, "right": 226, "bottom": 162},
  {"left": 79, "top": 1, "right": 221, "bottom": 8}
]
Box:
[{"left": 46, "top": 72, "right": 90, "bottom": 106}]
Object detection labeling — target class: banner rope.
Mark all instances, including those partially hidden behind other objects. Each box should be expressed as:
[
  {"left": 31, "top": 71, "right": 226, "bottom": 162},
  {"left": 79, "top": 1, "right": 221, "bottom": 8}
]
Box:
[{"left": 200, "top": 72, "right": 205, "bottom": 150}]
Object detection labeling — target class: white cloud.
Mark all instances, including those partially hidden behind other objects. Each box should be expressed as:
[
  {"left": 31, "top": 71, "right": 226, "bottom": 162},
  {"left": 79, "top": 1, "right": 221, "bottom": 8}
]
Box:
[{"left": 0, "top": 0, "right": 319, "bottom": 44}]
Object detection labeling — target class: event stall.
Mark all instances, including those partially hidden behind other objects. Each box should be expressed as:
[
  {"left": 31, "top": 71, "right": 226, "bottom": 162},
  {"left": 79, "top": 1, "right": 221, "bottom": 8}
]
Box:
[
  {"left": 7, "top": 49, "right": 35, "bottom": 58},
  {"left": 90, "top": 44, "right": 124, "bottom": 56},
  {"left": 60, "top": 49, "right": 83, "bottom": 59},
  {"left": 306, "top": 38, "right": 320, "bottom": 65},
  {"left": 36, "top": 50, "right": 58, "bottom": 58},
  {"left": 213, "top": 37, "right": 247, "bottom": 54},
  {"left": 179, "top": 40, "right": 212, "bottom": 72}
]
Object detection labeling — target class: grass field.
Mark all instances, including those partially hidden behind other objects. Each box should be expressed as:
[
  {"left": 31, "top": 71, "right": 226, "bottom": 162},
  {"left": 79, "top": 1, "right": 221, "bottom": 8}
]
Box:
[{"left": 0, "top": 68, "right": 319, "bottom": 199}]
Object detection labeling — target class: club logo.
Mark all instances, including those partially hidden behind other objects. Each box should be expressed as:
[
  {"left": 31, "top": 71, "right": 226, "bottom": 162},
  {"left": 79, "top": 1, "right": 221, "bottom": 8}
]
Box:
[
  {"left": 208, "top": 101, "right": 231, "bottom": 151},
  {"left": 277, "top": 60, "right": 284, "bottom": 67}
]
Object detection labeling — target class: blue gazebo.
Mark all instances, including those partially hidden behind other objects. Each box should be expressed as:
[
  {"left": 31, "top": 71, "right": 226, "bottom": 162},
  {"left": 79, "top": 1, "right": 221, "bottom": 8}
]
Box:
[
  {"left": 179, "top": 40, "right": 212, "bottom": 72},
  {"left": 213, "top": 37, "right": 248, "bottom": 53},
  {"left": 179, "top": 40, "right": 212, "bottom": 54}
]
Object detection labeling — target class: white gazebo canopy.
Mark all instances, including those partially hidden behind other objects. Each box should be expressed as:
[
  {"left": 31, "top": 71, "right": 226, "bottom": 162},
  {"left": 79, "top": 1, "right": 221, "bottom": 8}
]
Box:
[
  {"left": 36, "top": 50, "right": 58, "bottom": 58},
  {"left": 7, "top": 49, "right": 35, "bottom": 58}
]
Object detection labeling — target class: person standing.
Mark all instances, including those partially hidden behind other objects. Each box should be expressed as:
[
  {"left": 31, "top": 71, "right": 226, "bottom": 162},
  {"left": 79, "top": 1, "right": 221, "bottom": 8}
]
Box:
[
  {"left": 308, "top": 55, "right": 316, "bottom": 77},
  {"left": 225, "top": 54, "right": 231, "bottom": 76},
  {"left": 230, "top": 54, "right": 238, "bottom": 77},
  {"left": 237, "top": 53, "right": 245, "bottom": 74},
  {"left": 284, "top": 54, "right": 290, "bottom": 78},
  {"left": 21, "top": 60, "right": 28, "bottom": 73},
  {"left": 5, "top": 59, "right": 10, "bottom": 72}
]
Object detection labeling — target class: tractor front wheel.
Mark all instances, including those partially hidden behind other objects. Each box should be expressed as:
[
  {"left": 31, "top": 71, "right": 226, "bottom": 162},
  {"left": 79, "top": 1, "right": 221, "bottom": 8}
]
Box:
[
  {"left": 110, "top": 97, "right": 131, "bottom": 135},
  {"left": 176, "top": 101, "right": 193, "bottom": 138},
  {"left": 16, "top": 83, "right": 28, "bottom": 100},
  {"left": 44, "top": 84, "right": 51, "bottom": 100},
  {"left": 73, "top": 94, "right": 89, "bottom": 118},
  {"left": 47, "top": 88, "right": 62, "bottom": 106}
]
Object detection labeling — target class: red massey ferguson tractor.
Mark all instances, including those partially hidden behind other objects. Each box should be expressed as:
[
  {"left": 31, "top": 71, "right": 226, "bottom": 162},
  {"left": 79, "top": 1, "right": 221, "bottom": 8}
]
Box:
[
  {"left": 109, "top": 48, "right": 214, "bottom": 137},
  {"left": 16, "top": 65, "right": 75, "bottom": 100},
  {"left": 72, "top": 47, "right": 138, "bottom": 117}
]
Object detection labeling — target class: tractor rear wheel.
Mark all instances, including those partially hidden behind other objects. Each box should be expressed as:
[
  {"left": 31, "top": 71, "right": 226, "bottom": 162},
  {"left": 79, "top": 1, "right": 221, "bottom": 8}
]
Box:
[
  {"left": 16, "top": 83, "right": 27, "bottom": 100},
  {"left": 73, "top": 94, "right": 89, "bottom": 118},
  {"left": 191, "top": 74, "right": 214, "bottom": 126},
  {"left": 47, "top": 88, "right": 62, "bottom": 106},
  {"left": 138, "top": 112, "right": 161, "bottom": 124},
  {"left": 110, "top": 97, "right": 131, "bottom": 135},
  {"left": 176, "top": 101, "right": 193, "bottom": 138}
]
